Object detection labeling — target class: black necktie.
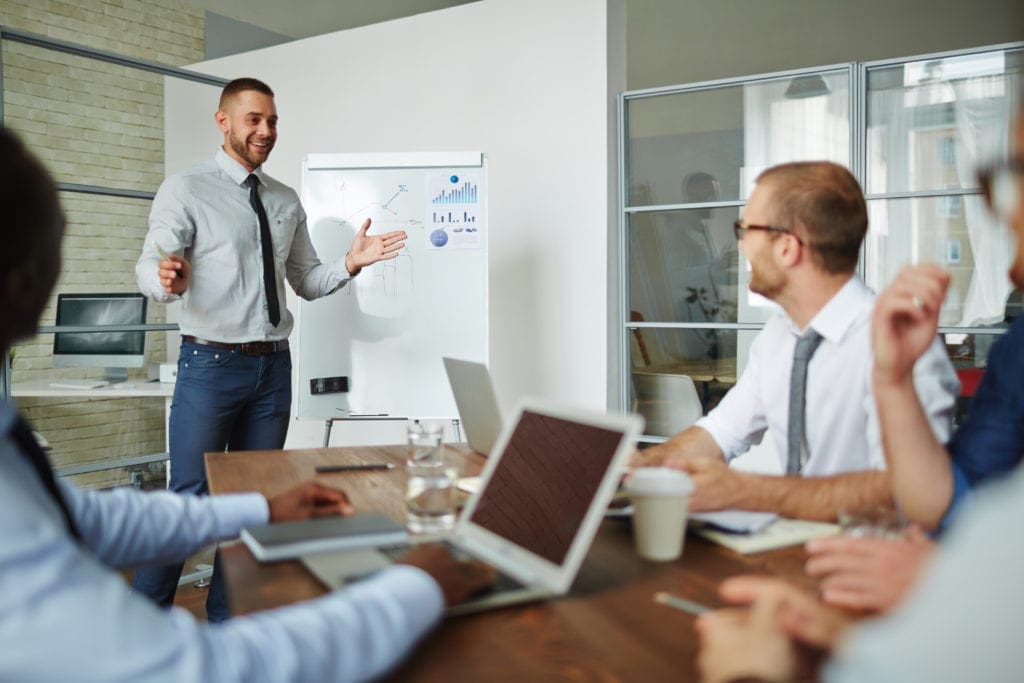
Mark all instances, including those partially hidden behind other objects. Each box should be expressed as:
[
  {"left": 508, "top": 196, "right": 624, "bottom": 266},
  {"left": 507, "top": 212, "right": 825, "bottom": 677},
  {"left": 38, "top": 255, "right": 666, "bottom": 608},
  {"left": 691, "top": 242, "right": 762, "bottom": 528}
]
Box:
[
  {"left": 246, "top": 174, "right": 281, "bottom": 327},
  {"left": 9, "top": 417, "right": 81, "bottom": 540}
]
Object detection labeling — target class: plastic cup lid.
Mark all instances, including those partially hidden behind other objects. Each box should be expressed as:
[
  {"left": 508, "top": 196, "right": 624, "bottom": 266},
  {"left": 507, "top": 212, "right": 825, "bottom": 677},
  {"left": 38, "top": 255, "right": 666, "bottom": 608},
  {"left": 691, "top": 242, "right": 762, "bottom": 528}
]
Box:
[{"left": 625, "top": 467, "right": 694, "bottom": 497}]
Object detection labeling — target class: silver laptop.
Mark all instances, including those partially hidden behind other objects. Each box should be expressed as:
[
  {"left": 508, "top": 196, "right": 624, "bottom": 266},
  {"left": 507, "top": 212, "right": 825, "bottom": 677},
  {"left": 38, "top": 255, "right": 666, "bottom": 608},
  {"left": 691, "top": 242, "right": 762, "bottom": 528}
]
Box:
[
  {"left": 443, "top": 357, "right": 503, "bottom": 456},
  {"left": 304, "top": 398, "right": 642, "bottom": 615}
]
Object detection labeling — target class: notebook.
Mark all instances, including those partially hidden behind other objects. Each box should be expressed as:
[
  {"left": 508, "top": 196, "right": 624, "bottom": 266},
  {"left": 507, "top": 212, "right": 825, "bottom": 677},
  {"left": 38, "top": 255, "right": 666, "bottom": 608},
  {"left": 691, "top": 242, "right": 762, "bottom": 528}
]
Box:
[
  {"left": 241, "top": 513, "right": 408, "bottom": 562},
  {"left": 443, "top": 357, "right": 503, "bottom": 456},
  {"left": 691, "top": 516, "right": 840, "bottom": 554},
  {"left": 303, "top": 398, "right": 643, "bottom": 615}
]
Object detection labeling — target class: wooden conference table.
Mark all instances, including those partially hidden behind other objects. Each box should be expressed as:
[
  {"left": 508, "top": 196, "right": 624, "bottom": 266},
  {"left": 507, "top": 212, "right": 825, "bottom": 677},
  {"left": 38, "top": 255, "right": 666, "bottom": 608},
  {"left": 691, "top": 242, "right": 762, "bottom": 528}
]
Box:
[{"left": 208, "top": 445, "right": 817, "bottom": 682}]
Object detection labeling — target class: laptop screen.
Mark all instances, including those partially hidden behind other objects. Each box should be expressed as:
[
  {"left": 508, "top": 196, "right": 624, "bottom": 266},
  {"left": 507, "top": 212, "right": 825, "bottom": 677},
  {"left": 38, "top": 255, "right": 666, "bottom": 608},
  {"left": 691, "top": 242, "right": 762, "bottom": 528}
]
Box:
[{"left": 467, "top": 409, "right": 625, "bottom": 566}]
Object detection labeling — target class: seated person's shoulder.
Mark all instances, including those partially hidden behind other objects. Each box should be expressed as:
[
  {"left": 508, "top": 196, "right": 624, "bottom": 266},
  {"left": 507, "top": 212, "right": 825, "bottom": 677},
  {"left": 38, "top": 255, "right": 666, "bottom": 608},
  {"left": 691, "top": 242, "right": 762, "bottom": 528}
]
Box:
[{"left": 986, "top": 315, "right": 1024, "bottom": 376}]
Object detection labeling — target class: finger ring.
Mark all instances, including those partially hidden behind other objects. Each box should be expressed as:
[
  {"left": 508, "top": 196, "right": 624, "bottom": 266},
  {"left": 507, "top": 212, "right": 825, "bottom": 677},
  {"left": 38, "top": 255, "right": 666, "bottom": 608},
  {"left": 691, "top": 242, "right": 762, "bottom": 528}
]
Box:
[{"left": 912, "top": 296, "right": 924, "bottom": 310}]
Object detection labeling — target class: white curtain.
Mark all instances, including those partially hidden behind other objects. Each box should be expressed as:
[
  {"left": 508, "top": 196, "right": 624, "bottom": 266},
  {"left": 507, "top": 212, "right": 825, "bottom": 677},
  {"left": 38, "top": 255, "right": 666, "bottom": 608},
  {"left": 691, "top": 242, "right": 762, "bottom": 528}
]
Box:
[{"left": 952, "top": 75, "right": 1020, "bottom": 326}]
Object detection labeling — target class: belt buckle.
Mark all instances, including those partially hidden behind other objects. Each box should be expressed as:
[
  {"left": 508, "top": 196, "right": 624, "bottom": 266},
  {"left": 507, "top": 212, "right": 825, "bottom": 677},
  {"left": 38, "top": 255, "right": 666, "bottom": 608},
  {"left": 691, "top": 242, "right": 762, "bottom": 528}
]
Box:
[{"left": 242, "top": 341, "right": 274, "bottom": 355}]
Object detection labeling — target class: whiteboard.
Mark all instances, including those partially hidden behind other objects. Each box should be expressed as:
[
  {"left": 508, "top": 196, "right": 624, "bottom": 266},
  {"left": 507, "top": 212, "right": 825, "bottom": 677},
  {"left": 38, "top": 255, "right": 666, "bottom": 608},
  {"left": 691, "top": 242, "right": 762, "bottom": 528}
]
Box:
[{"left": 297, "top": 152, "right": 488, "bottom": 420}]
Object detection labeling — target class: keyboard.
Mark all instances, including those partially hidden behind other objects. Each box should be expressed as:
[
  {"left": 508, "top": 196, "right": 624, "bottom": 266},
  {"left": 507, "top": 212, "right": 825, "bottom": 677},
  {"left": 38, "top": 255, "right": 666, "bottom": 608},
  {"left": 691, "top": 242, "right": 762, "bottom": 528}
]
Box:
[
  {"left": 379, "top": 542, "right": 525, "bottom": 597},
  {"left": 49, "top": 379, "right": 109, "bottom": 390}
]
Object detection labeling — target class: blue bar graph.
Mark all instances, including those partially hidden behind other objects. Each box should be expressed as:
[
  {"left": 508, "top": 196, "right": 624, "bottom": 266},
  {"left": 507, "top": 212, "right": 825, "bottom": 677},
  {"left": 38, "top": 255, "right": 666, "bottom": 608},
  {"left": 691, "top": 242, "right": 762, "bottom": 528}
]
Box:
[
  {"left": 431, "top": 181, "right": 479, "bottom": 205},
  {"left": 432, "top": 211, "right": 478, "bottom": 224}
]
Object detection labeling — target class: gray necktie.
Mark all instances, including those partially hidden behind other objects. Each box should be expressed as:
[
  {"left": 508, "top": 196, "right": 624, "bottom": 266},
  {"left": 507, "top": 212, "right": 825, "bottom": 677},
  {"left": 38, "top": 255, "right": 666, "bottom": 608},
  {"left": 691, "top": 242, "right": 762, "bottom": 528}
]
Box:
[{"left": 787, "top": 330, "right": 824, "bottom": 474}]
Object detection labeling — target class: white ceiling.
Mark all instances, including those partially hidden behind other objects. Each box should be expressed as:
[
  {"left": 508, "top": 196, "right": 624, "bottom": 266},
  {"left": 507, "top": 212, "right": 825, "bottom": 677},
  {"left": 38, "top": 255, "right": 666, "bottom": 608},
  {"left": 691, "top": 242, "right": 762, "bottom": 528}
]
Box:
[{"left": 189, "top": 0, "right": 476, "bottom": 39}]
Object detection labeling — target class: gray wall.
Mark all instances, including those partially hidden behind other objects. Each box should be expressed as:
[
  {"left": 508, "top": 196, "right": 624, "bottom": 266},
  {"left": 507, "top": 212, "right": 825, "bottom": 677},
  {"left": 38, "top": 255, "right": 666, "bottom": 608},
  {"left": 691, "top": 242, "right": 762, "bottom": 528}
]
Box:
[
  {"left": 628, "top": 0, "right": 1024, "bottom": 89},
  {"left": 204, "top": 11, "right": 291, "bottom": 59}
]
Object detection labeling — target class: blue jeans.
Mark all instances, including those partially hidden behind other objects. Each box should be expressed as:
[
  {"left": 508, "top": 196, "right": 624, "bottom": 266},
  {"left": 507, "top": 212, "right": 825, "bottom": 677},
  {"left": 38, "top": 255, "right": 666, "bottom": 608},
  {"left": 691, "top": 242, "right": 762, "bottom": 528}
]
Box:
[{"left": 131, "top": 340, "right": 292, "bottom": 622}]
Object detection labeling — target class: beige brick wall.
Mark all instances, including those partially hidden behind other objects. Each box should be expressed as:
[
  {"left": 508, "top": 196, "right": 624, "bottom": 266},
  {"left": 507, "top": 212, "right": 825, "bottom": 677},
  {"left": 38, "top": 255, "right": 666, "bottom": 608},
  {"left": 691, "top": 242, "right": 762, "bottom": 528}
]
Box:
[{"left": 2, "top": 0, "right": 204, "bottom": 488}]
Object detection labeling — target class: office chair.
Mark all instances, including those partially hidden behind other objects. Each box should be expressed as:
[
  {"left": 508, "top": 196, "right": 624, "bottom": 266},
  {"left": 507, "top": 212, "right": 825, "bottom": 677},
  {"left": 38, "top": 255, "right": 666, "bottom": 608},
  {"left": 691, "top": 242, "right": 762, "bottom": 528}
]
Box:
[{"left": 631, "top": 372, "right": 703, "bottom": 438}]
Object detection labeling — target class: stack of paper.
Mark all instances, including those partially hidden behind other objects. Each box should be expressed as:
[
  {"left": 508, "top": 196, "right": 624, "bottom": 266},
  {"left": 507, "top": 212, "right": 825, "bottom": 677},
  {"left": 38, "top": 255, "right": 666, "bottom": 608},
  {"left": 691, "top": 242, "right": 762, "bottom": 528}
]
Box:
[{"left": 691, "top": 511, "right": 839, "bottom": 554}]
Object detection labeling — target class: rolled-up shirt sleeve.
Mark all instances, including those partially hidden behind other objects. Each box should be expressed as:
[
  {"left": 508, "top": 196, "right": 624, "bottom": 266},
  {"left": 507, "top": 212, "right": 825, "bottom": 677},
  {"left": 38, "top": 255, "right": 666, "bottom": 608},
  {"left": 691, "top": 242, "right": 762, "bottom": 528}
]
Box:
[{"left": 695, "top": 333, "right": 769, "bottom": 461}]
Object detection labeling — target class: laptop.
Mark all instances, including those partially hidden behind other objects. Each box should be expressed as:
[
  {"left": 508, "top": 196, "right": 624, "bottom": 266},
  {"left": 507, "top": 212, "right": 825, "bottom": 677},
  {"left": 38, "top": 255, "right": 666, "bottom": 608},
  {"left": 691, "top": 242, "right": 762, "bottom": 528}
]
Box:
[
  {"left": 303, "top": 398, "right": 643, "bottom": 615},
  {"left": 443, "top": 357, "right": 503, "bottom": 456}
]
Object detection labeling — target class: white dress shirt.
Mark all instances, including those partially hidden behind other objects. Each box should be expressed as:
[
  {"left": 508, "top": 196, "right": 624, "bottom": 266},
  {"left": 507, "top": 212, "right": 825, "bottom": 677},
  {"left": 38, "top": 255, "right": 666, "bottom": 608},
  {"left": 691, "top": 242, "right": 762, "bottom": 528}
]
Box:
[
  {"left": 696, "top": 276, "right": 958, "bottom": 476},
  {"left": 136, "top": 149, "right": 353, "bottom": 342},
  {"left": 827, "top": 463, "right": 1024, "bottom": 682},
  {"left": 0, "top": 401, "right": 444, "bottom": 682}
]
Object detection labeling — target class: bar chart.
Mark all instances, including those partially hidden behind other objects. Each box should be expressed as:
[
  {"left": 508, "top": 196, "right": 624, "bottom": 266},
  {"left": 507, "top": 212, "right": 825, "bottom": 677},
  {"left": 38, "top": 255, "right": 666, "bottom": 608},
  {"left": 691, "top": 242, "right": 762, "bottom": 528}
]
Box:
[
  {"left": 430, "top": 178, "right": 479, "bottom": 205},
  {"left": 425, "top": 172, "right": 485, "bottom": 249}
]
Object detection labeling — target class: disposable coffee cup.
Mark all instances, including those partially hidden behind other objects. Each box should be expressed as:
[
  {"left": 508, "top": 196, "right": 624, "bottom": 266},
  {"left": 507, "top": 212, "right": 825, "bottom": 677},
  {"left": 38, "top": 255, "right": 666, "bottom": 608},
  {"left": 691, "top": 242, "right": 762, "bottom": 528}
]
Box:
[{"left": 625, "top": 467, "right": 693, "bottom": 561}]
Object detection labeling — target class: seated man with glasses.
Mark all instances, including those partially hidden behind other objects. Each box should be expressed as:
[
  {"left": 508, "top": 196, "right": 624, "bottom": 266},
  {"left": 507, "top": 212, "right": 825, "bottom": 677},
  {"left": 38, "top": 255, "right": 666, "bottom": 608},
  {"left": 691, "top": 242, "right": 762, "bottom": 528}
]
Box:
[
  {"left": 696, "top": 99, "right": 1024, "bottom": 683},
  {"left": 633, "top": 160, "right": 958, "bottom": 522}
]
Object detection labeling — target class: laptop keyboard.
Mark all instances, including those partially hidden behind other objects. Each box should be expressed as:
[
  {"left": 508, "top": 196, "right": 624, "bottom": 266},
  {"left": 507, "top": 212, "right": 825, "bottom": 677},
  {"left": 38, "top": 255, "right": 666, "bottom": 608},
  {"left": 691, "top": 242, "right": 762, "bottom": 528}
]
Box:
[{"left": 379, "top": 542, "right": 525, "bottom": 598}]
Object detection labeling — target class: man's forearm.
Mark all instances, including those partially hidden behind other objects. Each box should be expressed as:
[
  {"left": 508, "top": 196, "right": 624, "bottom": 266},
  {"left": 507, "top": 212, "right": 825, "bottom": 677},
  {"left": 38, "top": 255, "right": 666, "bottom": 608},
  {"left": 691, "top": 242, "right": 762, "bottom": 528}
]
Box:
[
  {"left": 727, "top": 470, "right": 892, "bottom": 522},
  {"left": 635, "top": 426, "right": 724, "bottom": 466},
  {"left": 873, "top": 374, "right": 954, "bottom": 529}
]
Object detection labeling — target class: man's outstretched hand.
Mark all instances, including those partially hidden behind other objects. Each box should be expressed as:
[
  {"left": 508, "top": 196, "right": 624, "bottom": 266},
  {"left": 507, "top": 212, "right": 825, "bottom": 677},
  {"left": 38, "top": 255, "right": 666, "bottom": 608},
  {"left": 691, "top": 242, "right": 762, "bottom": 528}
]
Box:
[
  {"left": 267, "top": 482, "right": 355, "bottom": 522},
  {"left": 345, "top": 218, "right": 407, "bottom": 276}
]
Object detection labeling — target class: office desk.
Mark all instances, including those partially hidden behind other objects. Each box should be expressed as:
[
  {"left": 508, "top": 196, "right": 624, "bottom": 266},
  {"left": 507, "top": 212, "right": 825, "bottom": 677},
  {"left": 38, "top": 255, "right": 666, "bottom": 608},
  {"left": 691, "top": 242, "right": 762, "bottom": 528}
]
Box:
[
  {"left": 11, "top": 379, "right": 176, "bottom": 399},
  {"left": 13, "top": 380, "right": 176, "bottom": 478},
  {"left": 208, "top": 445, "right": 815, "bottom": 681}
]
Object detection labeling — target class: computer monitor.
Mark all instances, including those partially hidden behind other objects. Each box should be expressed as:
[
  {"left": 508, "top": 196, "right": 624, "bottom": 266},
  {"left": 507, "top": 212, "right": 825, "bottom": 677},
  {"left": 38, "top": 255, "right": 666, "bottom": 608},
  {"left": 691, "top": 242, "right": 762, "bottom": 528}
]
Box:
[{"left": 52, "top": 293, "right": 147, "bottom": 382}]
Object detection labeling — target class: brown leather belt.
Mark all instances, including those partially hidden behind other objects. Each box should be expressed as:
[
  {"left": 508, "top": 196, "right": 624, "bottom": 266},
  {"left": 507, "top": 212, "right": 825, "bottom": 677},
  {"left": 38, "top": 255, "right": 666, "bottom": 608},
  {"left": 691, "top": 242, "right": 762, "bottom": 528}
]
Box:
[{"left": 181, "top": 335, "right": 288, "bottom": 356}]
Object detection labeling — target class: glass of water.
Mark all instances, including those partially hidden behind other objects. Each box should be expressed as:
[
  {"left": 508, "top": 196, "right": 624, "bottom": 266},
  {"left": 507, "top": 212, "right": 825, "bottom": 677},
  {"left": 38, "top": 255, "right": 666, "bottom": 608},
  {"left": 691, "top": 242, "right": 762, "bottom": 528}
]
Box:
[
  {"left": 838, "top": 504, "right": 907, "bottom": 539},
  {"left": 405, "top": 421, "right": 457, "bottom": 534}
]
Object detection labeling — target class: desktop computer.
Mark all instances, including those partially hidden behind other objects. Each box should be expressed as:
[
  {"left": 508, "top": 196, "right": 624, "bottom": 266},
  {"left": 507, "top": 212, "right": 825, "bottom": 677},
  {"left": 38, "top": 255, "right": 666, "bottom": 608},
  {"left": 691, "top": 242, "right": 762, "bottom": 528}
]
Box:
[{"left": 51, "top": 292, "right": 147, "bottom": 384}]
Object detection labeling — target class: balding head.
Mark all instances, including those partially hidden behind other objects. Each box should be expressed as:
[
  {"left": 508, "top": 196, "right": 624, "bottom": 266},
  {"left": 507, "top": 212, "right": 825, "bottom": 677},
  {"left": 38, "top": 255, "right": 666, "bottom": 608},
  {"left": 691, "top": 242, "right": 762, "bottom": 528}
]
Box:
[{"left": 754, "top": 161, "right": 867, "bottom": 275}]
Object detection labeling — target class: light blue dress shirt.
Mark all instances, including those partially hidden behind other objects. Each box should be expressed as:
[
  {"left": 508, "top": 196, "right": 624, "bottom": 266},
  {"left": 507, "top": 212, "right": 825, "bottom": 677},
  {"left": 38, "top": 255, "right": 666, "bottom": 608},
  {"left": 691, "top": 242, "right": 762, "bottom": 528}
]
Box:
[
  {"left": 0, "top": 400, "right": 444, "bottom": 682},
  {"left": 136, "top": 149, "right": 353, "bottom": 342}
]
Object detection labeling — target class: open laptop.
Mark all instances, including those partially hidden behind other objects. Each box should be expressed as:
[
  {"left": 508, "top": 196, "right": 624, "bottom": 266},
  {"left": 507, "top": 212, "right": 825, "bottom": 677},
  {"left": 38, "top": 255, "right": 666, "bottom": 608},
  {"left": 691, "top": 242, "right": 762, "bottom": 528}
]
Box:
[
  {"left": 443, "top": 356, "right": 503, "bottom": 456},
  {"left": 303, "top": 398, "right": 643, "bottom": 615}
]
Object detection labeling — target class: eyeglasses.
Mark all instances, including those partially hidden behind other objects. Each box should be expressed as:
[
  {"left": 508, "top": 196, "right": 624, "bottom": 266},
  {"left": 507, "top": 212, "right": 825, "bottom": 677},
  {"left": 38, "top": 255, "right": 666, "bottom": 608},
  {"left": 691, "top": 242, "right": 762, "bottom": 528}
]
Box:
[
  {"left": 977, "top": 158, "right": 1024, "bottom": 220},
  {"left": 733, "top": 220, "right": 803, "bottom": 245}
]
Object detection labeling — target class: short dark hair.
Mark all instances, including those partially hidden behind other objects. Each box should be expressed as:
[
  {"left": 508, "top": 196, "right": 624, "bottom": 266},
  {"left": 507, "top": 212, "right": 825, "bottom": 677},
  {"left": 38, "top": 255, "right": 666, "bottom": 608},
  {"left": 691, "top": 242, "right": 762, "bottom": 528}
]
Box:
[
  {"left": 683, "top": 171, "right": 719, "bottom": 203},
  {"left": 756, "top": 161, "right": 867, "bottom": 275},
  {"left": 0, "top": 127, "right": 65, "bottom": 345},
  {"left": 219, "top": 77, "right": 274, "bottom": 109}
]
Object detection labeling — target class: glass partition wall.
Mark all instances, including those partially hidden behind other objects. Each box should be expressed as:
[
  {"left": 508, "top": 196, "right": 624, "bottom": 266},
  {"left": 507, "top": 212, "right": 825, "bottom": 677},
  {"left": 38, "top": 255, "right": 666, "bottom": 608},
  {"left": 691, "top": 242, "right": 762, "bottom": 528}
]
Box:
[
  {"left": 620, "top": 44, "right": 1024, "bottom": 443},
  {"left": 0, "top": 28, "right": 226, "bottom": 486}
]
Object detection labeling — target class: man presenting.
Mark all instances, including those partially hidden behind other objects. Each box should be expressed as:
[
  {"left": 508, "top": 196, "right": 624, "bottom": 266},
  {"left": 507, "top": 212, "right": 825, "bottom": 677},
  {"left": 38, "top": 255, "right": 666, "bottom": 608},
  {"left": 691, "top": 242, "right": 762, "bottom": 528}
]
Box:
[
  {"left": 635, "top": 161, "right": 958, "bottom": 521},
  {"left": 132, "top": 77, "right": 407, "bottom": 620}
]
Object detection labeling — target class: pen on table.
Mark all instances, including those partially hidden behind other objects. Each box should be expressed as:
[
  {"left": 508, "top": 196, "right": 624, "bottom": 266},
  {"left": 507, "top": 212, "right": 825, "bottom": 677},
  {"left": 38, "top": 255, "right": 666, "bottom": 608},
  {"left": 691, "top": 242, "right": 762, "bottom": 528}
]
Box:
[
  {"left": 315, "top": 463, "right": 396, "bottom": 473},
  {"left": 653, "top": 591, "right": 711, "bottom": 616}
]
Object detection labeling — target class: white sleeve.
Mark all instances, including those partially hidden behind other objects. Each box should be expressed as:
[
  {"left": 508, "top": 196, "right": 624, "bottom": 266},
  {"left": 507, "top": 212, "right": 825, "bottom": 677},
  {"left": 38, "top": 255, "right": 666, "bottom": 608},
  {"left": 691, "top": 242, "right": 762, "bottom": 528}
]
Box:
[
  {"left": 861, "top": 335, "right": 959, "bottom": 470},
  {"left": 695, "top": 328, "right": 770, "bottom": 460},
  {"left": 911, "top": 335, "right": 959, "bottom": 444},
  {"left": 61, "top": 482, "right": 269, "bottom": 568}
]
